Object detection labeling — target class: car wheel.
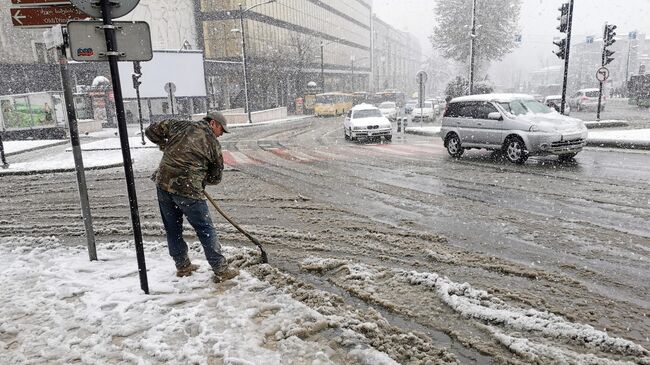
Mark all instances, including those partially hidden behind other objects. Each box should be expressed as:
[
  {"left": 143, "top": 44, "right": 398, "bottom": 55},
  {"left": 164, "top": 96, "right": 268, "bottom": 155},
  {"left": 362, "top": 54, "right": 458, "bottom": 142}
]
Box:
[
  {"left": 445, "top": 133, "right": 464, "bottom": 158},
  {"left": 344, "top": 128, "right": 350, "bottom": 140},
  {"left": 384, "top": 135, "right": 392, "bottom": 142},
  {"left": 558, "top": 152, "right": 577, "bottom": 162},
  {"left": 503, "top": 136, "right": 528, "bottom": 164},
  {"left": 349, "top": 128, "right": 357, "bottom": 141}
]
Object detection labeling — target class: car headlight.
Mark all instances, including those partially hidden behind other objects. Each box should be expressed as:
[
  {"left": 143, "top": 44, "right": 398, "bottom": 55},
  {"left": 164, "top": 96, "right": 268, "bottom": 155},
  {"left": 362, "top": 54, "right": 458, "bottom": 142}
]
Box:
[
  {"left": 352, "top": 126, "right": 362, "bottom": 131},
  {"left": 529, "top": 125, "right": 539, "bottom": 132}
]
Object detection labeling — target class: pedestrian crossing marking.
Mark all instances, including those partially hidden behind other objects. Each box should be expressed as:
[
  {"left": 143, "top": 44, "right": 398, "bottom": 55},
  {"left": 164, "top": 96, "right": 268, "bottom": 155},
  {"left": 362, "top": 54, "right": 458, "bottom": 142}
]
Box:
[{"left": 222, "top": 142, "right": 445, "bottom": 166}]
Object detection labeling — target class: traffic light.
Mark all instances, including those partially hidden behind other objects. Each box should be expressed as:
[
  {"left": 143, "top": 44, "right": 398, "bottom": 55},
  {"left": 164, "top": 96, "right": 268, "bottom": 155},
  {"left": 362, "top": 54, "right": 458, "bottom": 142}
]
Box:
[
  {"left": 553, "top": 38, "right": 567, "bottom": 60},
  {"left": 603, "top": 49, "right": 615, "bottom": 66},
  {"left": 557, "top": 3, "right": 569, "bottom": 33},
  {"left": 604, "top": 24, "right": 617, "bottom": 47},
  {"left": 602, "top": 24, "right": 617, "bottom": 66},
  {"left": 132, "top": 61, "right": 142, "bottom": 89}
]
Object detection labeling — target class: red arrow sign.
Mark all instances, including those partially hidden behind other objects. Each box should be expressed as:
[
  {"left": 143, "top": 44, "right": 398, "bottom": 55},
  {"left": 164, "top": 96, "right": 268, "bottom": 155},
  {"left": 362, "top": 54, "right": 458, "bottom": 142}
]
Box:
[
  {"left": 11, "top": 5, "right": 89, "bottom": 28},
  {"left": 11, "top": 0, "right": 72, "bottom": 5}
]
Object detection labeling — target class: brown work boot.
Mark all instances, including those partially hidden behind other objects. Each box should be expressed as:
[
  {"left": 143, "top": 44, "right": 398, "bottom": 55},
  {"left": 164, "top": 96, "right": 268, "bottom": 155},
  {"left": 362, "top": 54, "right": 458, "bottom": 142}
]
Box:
[
  {"left": 176, "top": 263, "right": 200, "bottom": 277},
  {"left": 212, "top": 267, "right": 240, "bottom": 283}
]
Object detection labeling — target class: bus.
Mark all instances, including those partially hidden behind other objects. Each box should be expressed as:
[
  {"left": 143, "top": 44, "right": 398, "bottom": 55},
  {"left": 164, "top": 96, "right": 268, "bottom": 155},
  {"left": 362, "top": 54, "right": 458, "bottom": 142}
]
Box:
[
  {"left": 628, "top": 74, "right": 650, "bottom": 108},
  {"left": 373, "top": 90, "right": 406, "bottom": 107},
  {"left": 314, "top": 92, "right": 353, "bottom": 116}
]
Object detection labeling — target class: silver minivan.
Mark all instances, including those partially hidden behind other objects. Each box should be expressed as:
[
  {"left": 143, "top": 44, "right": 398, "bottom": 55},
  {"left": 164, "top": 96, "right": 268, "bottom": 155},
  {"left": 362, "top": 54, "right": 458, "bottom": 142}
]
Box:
[{"left": 440, "top": 94, "right": 588, "bottom": 164}]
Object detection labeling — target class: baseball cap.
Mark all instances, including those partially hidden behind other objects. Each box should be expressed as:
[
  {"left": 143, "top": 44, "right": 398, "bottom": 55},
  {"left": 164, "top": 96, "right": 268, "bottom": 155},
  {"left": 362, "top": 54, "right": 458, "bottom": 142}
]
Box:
[{"left": 204, "top": 111, "right": 229, "bottom": 133}]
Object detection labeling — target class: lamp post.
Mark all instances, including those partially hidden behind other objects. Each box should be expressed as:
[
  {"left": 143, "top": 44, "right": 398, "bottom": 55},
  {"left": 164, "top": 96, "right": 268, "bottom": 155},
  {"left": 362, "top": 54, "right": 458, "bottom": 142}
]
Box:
[
  {"left": 319, "top": 40, "right": 342, "bottom": 93},
  {"left": 236, "top": 0, "right": 276, "bottom": 123},
  {"left": 350, "top": 55, "right": 355, "bottom": 91}
]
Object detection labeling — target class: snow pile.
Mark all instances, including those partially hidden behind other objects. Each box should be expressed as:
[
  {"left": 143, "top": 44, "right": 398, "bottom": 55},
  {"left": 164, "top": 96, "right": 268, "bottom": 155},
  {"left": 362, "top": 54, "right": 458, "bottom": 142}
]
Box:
[
  {"left": 300, "top": 257, "right": 649, "bottom": 363},
  {"left": 0, "top": 238, "right": 398, "bottom": 364},
  {"left": 398, "top": 270, "right": 648, "bottom": 360}
]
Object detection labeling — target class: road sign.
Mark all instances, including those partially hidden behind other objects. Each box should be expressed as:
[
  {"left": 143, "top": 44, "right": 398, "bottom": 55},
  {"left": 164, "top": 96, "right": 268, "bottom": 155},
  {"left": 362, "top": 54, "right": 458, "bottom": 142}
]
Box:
[
  {"left": 69, "top": 0, "right": 140, "bottom": 19},
  {"left": 596, "top": 67, "right": 610, "bottom": 82},
  {"left": 164, "top": 82, "right": 176, "bottom": 94},
  {"left": 10, "top": 5, "right": 88, "bottom": 28},
  {"left": 416, "top": 70, "right": 428, "bottom": 84},
  {"left": 11, "top": 0, "right": 72, "bottom": 5},
  {"left": 67, "top": 21, "right": 153, "bottom": 62}
]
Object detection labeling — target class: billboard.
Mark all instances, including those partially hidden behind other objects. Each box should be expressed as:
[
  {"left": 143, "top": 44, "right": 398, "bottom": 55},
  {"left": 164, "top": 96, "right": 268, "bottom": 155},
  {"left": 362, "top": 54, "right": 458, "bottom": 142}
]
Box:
[{"left": 118, "top": 50, "right": 207, "bottom": 99}]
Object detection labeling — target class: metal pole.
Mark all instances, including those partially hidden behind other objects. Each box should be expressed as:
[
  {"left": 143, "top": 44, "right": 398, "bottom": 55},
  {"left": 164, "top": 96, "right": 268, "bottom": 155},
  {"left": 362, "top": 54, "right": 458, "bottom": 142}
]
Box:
[
  {"left": 133, "top": 62, "right": 145, "bottom": 145},
  {"left": 597, "top": 23, "right": 606, "bottom": 121},
  {"left": 100, "top": 0, "right": 149, "bottom": 294},
  {"left": 625, "top": 41, "right": 631, "bottom": 96},
  {"left": 239, "top": 4, "right": 252, "bottom": 123},
  {"left": 468, "top": 0, "right": 477, "bottom": 95},
  {"left": 0, "top": 132, "right": 9, "bottom": 168},
  {"left": 320, "top": 42, "right": 325, "bottom": 92},
  {"left": 560, "top": 0, "right": 574, "bottom": 115},
  {"left": 58, "top": 45, "right": 96, "bottom": 260},
  {"left": 351, "top": 58, "right": 355, "bottom": 91}
]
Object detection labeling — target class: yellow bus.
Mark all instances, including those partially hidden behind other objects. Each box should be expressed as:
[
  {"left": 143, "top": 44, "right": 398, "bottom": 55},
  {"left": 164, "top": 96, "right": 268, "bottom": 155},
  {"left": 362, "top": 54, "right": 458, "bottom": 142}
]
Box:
[{"left": 314, "top": 92, "right": 353, "bottom": 116}]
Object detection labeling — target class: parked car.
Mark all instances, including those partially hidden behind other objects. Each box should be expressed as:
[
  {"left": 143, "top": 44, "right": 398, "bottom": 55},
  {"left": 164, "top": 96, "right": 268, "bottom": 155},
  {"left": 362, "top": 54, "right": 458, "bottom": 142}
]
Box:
[
  {"left": 378, "top": 101, "right": 398, "bottom": 120},
  {"left": 441, "top": 94, "right": 588, "bottom": 164},
  {"left": 543, "top": 95, "right": 571, "bottom": 115},
  {"left": 344, "top": 103, "right": 392, "bottom": 142},
  {"left": 404, "top": 99, "right": 418, "bottom": 114},
  {"left": 569, "top": 88, "right": 605, "bottom": 111},
  {"left": 412, "top": 100, "right": 435, "bottom": 121}
]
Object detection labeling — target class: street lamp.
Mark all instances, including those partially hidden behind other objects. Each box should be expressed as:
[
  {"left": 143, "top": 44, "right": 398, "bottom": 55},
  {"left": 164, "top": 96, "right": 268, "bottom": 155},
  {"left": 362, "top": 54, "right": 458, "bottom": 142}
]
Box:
[
  {"left": 350, "top": 55, "right": 355, "bottom": 91},
  {"left": 319, "top": 39, "right": 342, "bottom": 93},
  {"left": 235, "top": 0, "right": 276, "bottom": 123}
]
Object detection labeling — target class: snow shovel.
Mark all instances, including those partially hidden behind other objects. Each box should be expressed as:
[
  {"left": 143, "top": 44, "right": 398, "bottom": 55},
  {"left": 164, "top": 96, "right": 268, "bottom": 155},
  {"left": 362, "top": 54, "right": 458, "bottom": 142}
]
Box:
[{"left": 204, "top": 191, "right": 269, "bottom": 264}]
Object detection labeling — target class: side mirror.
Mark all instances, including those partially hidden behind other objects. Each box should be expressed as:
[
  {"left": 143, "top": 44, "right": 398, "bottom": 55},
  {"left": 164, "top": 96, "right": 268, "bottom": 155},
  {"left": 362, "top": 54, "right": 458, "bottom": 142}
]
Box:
[{"left": 487, "top": 112, "right": 503, "bottom": 121}]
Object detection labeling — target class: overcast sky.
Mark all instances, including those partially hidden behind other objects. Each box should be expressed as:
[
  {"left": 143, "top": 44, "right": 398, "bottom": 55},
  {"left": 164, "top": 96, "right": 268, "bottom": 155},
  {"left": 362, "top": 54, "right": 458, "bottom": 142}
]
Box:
[{"left": 373, "top": 0, "right": 650, "bottom": 72}]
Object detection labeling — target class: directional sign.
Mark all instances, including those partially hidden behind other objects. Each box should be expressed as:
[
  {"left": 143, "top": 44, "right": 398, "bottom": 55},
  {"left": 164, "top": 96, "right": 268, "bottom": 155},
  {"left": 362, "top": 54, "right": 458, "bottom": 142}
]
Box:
[
  {"left": 11, "top": 0, "right": 72, "bottom": 5},
  {"left": 596, "top": 67, "right": 610, "bottom": 82},
  {"left": 10, "top": 5, "right": 89, "bottom": 28}
]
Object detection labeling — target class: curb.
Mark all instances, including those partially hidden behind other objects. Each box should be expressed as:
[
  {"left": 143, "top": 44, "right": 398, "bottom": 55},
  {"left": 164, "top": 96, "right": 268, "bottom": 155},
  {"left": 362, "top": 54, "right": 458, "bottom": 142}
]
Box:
[
  {"left": 0, "top": 161, "right": 125, "bottom": 177},
  {"left": 5, "top": 140, "right": 69, "bottom": 157},
  {"left": 586, "top": 139, "right": 650, "bottom": 150},
  {"left": 584, "top": 121, "right": 629, "bottom": 129}
]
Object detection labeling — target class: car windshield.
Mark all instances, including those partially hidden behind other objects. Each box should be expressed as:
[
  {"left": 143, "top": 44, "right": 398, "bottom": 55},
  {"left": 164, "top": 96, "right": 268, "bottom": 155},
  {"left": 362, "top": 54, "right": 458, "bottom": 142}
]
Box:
[
  {"left": 498, "top": 99, "right": 553, "bottom": 115},
  {"left": 585, "top": 91, "right": 599, "bottom": 98},
  {"left": 353, "top": 109, "right": 382, "bottom": 118},
  {"left": 379, "top": 102, "right": 395, "bottom": 108},
  {"left": 424, "top": 101, "right": 433, "bottom": 108}
]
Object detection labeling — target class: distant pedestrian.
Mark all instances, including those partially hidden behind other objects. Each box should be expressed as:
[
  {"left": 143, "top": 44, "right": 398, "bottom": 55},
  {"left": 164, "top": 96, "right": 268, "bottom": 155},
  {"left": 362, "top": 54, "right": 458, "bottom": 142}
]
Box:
[
  {"left": 0, "top": 132, "right": 8, "bottom": 168},
  {"left": 43, "top": 103, "right": 53, "bottom": 125},
  {"left": 145, "top": 111, "right": 239, "bottom": 282}
]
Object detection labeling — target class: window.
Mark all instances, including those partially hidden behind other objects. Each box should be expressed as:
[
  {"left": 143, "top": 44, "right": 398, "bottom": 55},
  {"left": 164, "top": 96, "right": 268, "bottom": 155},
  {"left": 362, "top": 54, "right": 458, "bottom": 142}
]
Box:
[{"left": 353, "top": 109, "right": 382, "bottom": 118}]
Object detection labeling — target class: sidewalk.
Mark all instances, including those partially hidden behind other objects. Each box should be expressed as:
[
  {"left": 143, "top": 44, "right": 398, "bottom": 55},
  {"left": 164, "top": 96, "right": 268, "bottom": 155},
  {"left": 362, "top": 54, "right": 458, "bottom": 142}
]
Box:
[
  {"left": 0, "top": 115, "right": 311, "bottom": 175},
  {"left": 404, "top": 124, "right": 650, "bottom": 150}
]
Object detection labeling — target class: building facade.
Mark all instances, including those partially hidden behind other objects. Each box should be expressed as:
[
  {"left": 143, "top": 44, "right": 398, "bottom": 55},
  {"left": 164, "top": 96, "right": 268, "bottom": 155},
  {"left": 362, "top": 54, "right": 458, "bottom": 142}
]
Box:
[{"left": 1, "top": 0, "right": 422, "bottom": 113}]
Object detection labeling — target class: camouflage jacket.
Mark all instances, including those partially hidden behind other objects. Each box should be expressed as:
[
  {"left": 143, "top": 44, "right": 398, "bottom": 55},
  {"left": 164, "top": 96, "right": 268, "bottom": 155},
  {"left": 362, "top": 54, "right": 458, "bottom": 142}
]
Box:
[{"left": 145, "top": 119, "right": 223, "bottom": 200}]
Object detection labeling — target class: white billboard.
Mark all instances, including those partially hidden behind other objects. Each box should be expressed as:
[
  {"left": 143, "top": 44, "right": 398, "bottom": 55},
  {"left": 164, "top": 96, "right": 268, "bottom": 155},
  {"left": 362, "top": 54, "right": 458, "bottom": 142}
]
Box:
[{"left": 118, "top": 50, "right": 207, "bottom": 99}]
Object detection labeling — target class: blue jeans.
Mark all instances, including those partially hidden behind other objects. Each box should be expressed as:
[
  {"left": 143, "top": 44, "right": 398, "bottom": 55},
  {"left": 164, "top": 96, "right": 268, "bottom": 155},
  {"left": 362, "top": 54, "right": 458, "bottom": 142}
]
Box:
[{"left": 156, "top": 187, "right": 226, "bottom": 272}]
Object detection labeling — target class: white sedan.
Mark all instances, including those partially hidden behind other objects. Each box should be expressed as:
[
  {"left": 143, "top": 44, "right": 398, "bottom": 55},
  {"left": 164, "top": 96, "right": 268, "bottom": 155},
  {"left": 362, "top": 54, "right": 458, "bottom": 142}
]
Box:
[
  {"left": 344, "top": 104, "right": 393, "bottom": 142},
  {"left": 378, "top": 101, "right": 398, "bottom": 120}
]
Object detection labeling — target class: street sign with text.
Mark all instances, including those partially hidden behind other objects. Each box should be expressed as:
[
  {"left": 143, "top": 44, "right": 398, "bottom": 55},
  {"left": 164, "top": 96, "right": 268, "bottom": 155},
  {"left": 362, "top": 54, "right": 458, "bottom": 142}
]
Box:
[
  {"left": 11, "top": 0, "right": 72, "bottom": 5},
  {"left": 10, "top": 5, "right": 89, "bottom": 28}
]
